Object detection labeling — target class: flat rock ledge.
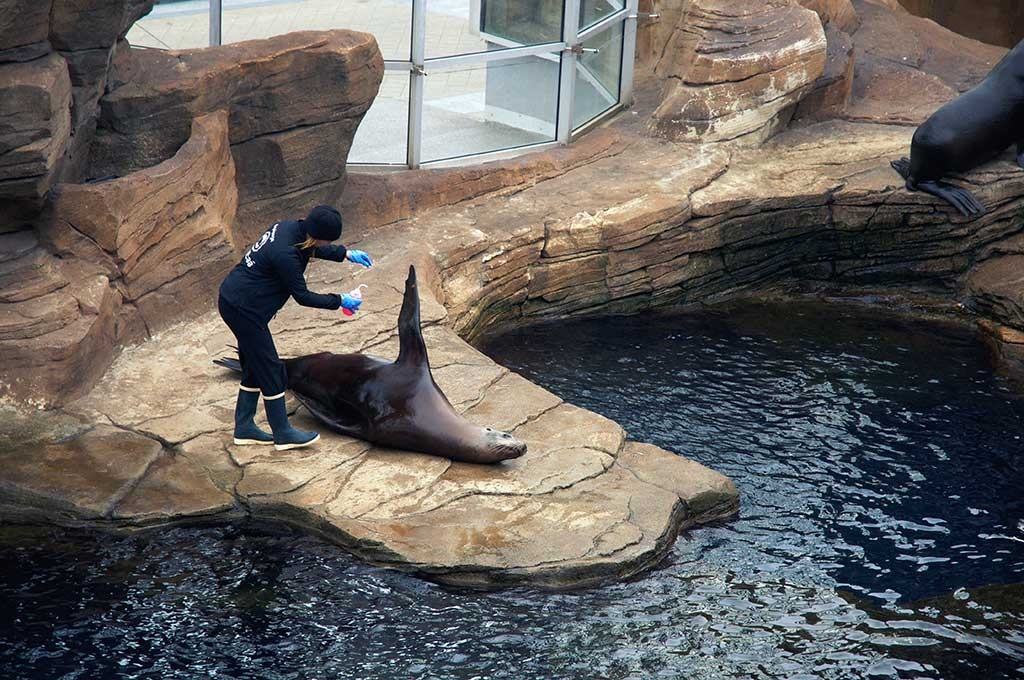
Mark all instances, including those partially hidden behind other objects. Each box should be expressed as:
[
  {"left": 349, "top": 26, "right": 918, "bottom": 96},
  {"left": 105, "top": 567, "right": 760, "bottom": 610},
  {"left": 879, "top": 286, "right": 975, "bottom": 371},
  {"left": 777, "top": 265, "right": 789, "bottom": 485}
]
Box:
[{"left": 0, "top": 265, "right": 738, "bottom": 589}]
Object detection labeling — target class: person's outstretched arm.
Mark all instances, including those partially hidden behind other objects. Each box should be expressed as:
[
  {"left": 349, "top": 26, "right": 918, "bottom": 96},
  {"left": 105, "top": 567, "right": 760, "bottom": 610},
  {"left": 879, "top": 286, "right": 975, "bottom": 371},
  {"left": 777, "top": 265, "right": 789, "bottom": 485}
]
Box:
[
  {"left": 271, "top": 249, "right": 341, "bottom": 310},
  {"left": 313, "top": 244, "right": 348, "bottom": 262}
]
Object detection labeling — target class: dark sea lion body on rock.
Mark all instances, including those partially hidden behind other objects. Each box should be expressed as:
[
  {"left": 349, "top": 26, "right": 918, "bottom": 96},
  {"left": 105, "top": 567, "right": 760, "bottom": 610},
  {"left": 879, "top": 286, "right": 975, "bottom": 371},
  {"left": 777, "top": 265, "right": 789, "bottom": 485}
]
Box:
[
  {"left": 891, "top": 39, "right": 1024, "bottom": 217},
  {"left": 216, "top": 266, "right": 527, "bottom": 464}
]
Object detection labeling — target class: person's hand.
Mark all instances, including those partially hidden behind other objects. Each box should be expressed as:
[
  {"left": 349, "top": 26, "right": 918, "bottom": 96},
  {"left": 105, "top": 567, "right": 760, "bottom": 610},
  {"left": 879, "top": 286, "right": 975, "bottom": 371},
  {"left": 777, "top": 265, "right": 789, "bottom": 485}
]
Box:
[
  {"left": 346, "top": 249, "right": 372, "bottom": 268},
  {"left": 341, "top": 293, "right": 363, "bottom": 312}
]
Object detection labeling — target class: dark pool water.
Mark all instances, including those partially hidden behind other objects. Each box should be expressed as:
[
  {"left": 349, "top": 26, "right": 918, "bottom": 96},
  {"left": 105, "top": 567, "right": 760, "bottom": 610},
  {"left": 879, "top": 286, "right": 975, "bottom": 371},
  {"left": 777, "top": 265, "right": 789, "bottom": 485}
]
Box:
[{"left": 3, "top": 303, "right": 1024, "bottom": 679}]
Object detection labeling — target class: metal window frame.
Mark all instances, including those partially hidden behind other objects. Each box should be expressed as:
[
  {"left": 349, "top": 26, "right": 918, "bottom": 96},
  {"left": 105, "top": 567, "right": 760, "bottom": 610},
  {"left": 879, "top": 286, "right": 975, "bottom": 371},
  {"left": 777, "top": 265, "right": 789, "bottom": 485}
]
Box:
[
  {"left": 572, "top": 12, "right": 629, "bottom": 131},
  {"left": 201, "top": 0, "right": 638, "bottom": 169},
  {"left": 577, "top": 6, "right": 628, "bottom": 42},
  {"left": 425, "top": 40, "right": 565, "bottom": 70},
  {"left": 209, "top": 0, "right": 223, "bottom": 45},
  {"left": 556, "top": 0, "right": 581, "bottom": 144},
  {"left": 621, "top": 0, "right": 638, "bottom": 107},
  {"left": 408, "top": 0, "right": 427, "bottom": 168}
]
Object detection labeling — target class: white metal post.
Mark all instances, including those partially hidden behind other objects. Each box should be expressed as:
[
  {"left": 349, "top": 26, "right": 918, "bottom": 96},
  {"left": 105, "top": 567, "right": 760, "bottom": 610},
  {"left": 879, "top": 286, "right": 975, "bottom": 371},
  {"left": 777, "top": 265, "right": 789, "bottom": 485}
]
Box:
[
  {"left": 557, "top": 0, "right": 582, "bottom": 143},
  {"left": 407, "top": 0, "right": 427, "bottom": 169},
  {"left": 209, "top": 0, "right": 222, "bottom": 46},
  {"left": 620, "top": 0, "right": 639, "bottom": 107}
]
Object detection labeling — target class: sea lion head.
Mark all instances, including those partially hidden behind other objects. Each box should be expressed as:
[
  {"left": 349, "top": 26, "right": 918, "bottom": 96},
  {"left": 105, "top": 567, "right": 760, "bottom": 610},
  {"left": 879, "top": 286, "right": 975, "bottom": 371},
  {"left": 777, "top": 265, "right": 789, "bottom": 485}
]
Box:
[{"left": 464, "top": 425, "right": 527, "bottom": 463}]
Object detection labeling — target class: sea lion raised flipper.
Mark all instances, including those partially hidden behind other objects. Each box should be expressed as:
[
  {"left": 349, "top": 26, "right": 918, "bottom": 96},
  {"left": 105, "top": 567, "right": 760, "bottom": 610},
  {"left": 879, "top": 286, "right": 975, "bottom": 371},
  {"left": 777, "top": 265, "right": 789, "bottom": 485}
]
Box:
[{"left": 397, "top": 265, "right": 428, "bottom": 368}]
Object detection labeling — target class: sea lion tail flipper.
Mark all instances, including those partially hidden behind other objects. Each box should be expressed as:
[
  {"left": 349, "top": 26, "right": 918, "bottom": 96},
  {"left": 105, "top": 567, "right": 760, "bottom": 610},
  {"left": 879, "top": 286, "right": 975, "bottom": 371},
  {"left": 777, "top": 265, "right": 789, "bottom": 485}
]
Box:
[
  {"left": 916, "top": 180, "right": 986, "bottom": 218},
  {"left": 214, "top": 356, "right": 242, "bottom": 373},
  {"left": 397, "top": 265, "right": 428, "bottom": 367}
]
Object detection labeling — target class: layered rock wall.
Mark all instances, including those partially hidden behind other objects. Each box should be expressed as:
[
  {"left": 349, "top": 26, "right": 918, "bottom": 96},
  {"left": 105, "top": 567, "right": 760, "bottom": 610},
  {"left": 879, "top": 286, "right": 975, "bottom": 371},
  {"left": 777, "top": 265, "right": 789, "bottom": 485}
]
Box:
[
  {"left": 93, "top": 31, "right": 383, "bottom": 243},
  {"left": 647, "top": 0, "right": 828, "bottom": 144},
  {"left": 41, "top": 111, "right": 239, "bottom": 338},
  {"left": 1, "top": 0, "right": 383, "bottom": 407},
  {"left": 0, "top": 53, "right": 71, "bottom": 227},
  {"left": 0, "top": 0, "right": 158, "bottom": 229},
  {"left": 1, "top": 111, "right": 238, "bottom": 405}
]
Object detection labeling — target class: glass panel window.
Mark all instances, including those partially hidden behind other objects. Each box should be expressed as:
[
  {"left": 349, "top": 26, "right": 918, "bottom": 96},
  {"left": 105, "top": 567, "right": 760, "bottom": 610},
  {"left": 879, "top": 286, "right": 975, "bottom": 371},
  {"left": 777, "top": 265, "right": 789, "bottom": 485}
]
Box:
[
  {"left": 349, "top": 71, "right": 410, "bottom": 164},
  {"left": 422, "top": 55, "right": 558, "bottom": 162},
  {"left": 572, "top": 21, "right": 622, "bottom": 130},
  {"left": 127, "top": 0, "right": 210, "bottom": 50},
  {"left": 221, "top": 0, "right": 412, "bottom": 61},
  {"left": 579, "top": 0, "right": 625, "bottom": 32},
  {"left": 427, "top": 0, "right": 563, "bottom": 59}
]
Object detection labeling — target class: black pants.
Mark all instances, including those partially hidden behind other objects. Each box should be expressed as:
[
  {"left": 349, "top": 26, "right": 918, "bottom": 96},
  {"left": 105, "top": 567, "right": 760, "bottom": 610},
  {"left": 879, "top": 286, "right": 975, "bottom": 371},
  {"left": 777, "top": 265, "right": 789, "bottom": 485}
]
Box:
[{"left": 217, "top": 294, "right": 288, "bottom": 397}]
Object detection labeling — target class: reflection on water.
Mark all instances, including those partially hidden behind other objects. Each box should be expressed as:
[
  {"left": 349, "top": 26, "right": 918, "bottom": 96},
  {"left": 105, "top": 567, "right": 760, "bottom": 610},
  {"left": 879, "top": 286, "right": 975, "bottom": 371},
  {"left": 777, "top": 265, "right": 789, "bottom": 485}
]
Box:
[{"left": 2, "top": 303, "right": 1023, "bottom": 679}]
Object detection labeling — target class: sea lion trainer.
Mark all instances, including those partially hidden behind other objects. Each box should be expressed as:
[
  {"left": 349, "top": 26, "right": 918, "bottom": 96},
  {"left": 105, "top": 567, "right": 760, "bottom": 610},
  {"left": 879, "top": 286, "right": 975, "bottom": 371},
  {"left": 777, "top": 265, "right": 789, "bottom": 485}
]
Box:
[
  {"left": 891, "top": 39, "right": 1024, "bottom": 218},
  {"left": 216, "top": 266, "right": 528, "bottom": 464},
  {"left": 218, "top": 205, "right": 373, "bottom": 451}
]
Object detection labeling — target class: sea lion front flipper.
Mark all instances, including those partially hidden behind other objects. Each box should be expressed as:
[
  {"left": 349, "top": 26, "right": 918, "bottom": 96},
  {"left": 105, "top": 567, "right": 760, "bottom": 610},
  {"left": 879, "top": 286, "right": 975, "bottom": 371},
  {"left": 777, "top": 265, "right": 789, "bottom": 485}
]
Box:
[
  {"left": 891, "top": 157, "right": 911, "bottom": 180},
  {"left": 915, "top": 180, "right": 986, "bottom": 218},
  {"left": 292, "top": 391, "right": 368, "bottom": 438},
  {"left": 396, "top": 265, "right": 428, "bottom": 368},
  {"left": 1016, "top": 142, "right": 1024, "bottom": 169}
]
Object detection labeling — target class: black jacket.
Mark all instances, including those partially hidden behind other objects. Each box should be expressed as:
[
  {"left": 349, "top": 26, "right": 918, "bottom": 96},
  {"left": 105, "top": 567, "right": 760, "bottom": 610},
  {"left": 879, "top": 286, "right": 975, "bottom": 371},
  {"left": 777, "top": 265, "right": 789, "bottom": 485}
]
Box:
[{"left": 219, "top": 219, "right": 348, "bottom": 323}]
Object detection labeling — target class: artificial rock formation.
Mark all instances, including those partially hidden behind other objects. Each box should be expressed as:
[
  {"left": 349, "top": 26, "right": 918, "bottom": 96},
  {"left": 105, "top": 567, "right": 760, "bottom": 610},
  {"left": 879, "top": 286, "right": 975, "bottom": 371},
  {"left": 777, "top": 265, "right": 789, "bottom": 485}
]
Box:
[
  {"left": 0, "top": 0, "right": 53, "bottom": 64},
  {"left": 899, "top": 0, "right": 1024, "bottom": 48},
  {"left": 798, "top": 0, "right": 860, "bottom": 32},
  {"left": 0, "top": 257, "right": 738, "bottom": 589},
  {"left": 649, "top": 0, "right": 828, "bottom": 143},
  {"left": 93, "top": 31, "right": 384, "bottom": 242},
  {"left": 41, "top": 111, "right": 239, "bottom": 337},
  {"left": 1, "top": 111, "right": 237, "bottom": 405},
  {"left": 1, "top": 19, "right": 383, "bottom": 406},
  {"left": 0, "top": 0, "right": 160, "bottom": 228},
  {"left": 0, "top": 53, "right": 72, "bottom": 227},
  {"left": 845, "top": 0, "right": 1004, "bottom": 125}
]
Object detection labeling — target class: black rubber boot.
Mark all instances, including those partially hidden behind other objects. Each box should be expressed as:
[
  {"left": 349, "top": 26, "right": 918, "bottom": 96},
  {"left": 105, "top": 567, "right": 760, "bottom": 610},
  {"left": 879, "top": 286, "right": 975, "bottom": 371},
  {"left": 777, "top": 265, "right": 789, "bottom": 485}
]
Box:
[
  {"left": 232, "top": 388, "right": 274, "bottom": 446},
  {"left": 264, "top": 395, "right": 320, "bottom": 451}
]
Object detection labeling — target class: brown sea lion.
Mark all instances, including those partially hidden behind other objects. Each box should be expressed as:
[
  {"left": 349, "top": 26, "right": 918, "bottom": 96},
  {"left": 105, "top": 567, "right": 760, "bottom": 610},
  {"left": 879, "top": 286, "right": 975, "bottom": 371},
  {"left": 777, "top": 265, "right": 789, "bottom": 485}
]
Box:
[{"left": 216, "top": 266, "right": 526, "bottom": 464}]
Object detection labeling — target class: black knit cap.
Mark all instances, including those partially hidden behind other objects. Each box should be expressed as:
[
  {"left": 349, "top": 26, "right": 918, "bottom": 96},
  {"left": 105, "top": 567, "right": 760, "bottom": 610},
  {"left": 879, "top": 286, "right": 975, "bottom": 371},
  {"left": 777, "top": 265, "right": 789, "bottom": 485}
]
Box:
[{"left": 305, "top": 205, "right": 343, "bottom": 241}]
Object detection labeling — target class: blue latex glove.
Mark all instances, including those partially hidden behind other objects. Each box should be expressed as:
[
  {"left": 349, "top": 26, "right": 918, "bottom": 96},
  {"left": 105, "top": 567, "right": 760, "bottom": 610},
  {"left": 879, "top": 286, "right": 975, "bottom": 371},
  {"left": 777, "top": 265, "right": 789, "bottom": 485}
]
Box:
[
  {"left": 347, "top": 249, "right": 373, "bottom": 268},
  {"left": 340, "top": 293, "right": 363, "bottom": 312}
]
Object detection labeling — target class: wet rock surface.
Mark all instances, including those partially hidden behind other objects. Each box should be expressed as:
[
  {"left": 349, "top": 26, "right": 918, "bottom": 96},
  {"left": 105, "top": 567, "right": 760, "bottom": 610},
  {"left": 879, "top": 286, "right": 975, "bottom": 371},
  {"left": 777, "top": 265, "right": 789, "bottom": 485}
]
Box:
[{"left": 9, "top": 268, "right": 738, "bottom": 589}]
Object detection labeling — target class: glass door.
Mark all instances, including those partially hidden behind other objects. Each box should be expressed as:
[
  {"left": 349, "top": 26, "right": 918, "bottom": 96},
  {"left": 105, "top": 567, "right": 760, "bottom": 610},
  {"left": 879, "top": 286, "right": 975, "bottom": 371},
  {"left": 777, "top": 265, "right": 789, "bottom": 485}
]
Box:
[{"left": 128, "top": 0, "right": 639, "bottom": 168}]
